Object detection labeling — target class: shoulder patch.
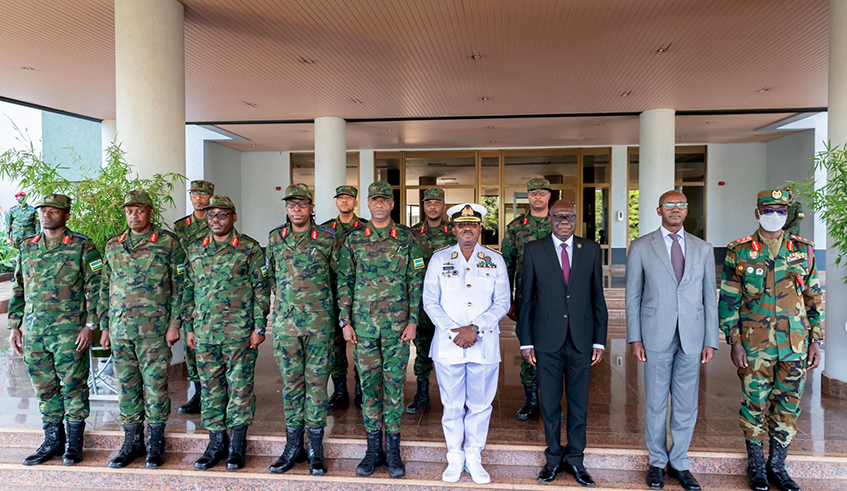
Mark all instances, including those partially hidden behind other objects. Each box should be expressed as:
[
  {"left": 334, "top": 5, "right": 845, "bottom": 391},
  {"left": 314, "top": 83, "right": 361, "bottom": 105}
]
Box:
[
  {"left": 89, "top": 259, "right": 103, "bottom": 272},
  {"left": 727, "top": 235, "right": 753, "bottom": 249},
  {"left": 413, "top": 257, "right": 425, "bottom": 269},
  {"left": 790, "top": 234, "right": 815, "bottom": 247},
  {"left": 176, "top": 263, "right": 186, "bottom": 275}
]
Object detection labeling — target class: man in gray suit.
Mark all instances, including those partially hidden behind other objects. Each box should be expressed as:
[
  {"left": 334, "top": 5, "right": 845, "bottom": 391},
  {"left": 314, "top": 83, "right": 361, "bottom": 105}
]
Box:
[{"left": 626, "top": 190, "right": 719, "bottom": 491}]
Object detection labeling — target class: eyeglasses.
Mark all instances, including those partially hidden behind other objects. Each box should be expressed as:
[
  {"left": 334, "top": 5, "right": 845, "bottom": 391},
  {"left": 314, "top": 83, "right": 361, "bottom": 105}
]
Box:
[
  {"left": 285, "top": 200, "right": 311, "bottom": 209},
  {"left": 760, "top": 208, "right": 788, "bottom": 216},
  {"left": 660, "top": 202, "right": 689, "bottom": 210},
  {"left": 551, "top": 213, "right": 577, "bottom": 224},
  {"left": 368, "top": 197, "right": 392, "bottom": 206},
  {"left": 528, "top": 190, "right": 550, "bottom": 197},
  {"left": 455, "top": 222, "right": 480, "bottom": 229},
  {"left": 189, "top": 191, "right": 210, "bottom": 196},
  {"left": 206, "top": 211, "right": 234, "bottom": 221}
]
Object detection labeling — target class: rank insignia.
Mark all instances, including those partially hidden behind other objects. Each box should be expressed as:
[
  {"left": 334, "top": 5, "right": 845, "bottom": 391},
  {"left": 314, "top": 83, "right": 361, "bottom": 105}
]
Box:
[
  {"left": 311, "top": 230, "right": 318, "bottom": 240},
  {"left": 202, "top": 236, "right": 211, "bottom": 246},
  {"left": 89, "top": 259, "right": 103, "bottom": 272},
  {"left": 413, "top": 258, "right": 425, "bottom": 269},
  {"left": 149, "top": 233, "right": 158, "bottom": 243},
  {"left": 420, "top": 225, "right": 426, "bottom": 234},
  {"left": 772, "top": 189, "right": 783, "bottom": 199},
  {"left": 353, "top": 221, "right": 360, "bottom": 227},
  {"left": 442, "top": 225, "right": 449, "bottom": 233},
  {"left": 176, "top": 263, "right": 186, "bottom": 275},
  {"left": 230, "top": 236, "right": 239, "bottom": 247},
  {"left": 261, "top": 265, "right": 268, "bottom": 277},
  {"left": 31, "top": 235, "right": 41, "bottom": 244},
  {"left": 365, "top": 228, "right": 372, "bottom": 236},
  {"left": 332, "top": 222, "right": 337, "bottom": 230},
  {"left": 756, "top": 268, "right": 764, "bottom": 275},
  {"left": 390, "top": 228, "right": 398, "bottom": 239},
  {"left": 62, "top": 235, "right": 70, "bottom": 245},
  {"left": 522, "top": 217, "right": 528, "bottom": 225},
  {"left": 119, "top": 232, "right": 127, "bottom": 242},
  {"left": 478, "top": 252, "right": 485, "bottom": 259},
  {"left": 749, "top": 251, "right": 759, "bottom": 259},
  {"left": 281, "top": 227, "right": 289, "bottom": 238},
  {"left": 451, "top": 252, "right": 458, "bottom": 259},
  {"left": 186, "top": 217, "right": 192, "bottom": 226}
]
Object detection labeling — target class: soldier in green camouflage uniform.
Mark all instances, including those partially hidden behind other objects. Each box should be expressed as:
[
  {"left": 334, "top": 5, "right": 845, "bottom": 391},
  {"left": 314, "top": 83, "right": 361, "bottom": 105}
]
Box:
[
  {"left": 783, "top": 196, "right": 805, "bottom": 237},
  {"left": 407, "top": 187, "right": 454, "bottom": 414},
  {"left": 500, "top": 178, "right": 553, "bottom": 420},
  {"left": 337, "top": 181, "right": 425, "bottom": 479},
  {"left": 719, "top": 189, "right": 823, "bottom": 491},
  {"left": 5, "top": 191, "right": 39, "bottom": 246},
  {"left": 98, "top": 190, "right": 187, "bottom": 469},
  {"left": 7, "top": 194, "right": 101, "bottom": 467},
  {"left": 267, "top": 184, "right": 338, "bottom": 476},
  {"left": 173, "top": 180, "right": 214, "bottom": 414},
  {"left": 183, "top": 195, "right": 270, "bottom": 471},
  {"left": 321, "top": 185, "right": 368, "bottom": 410}
]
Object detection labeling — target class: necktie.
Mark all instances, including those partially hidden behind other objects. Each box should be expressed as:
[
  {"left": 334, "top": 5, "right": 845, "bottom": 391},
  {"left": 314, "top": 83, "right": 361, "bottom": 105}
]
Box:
[
  {"left": 561, "top": 243, "right": 570, "bottom": 285},
  {"left": 670, "top": 233, "right": 684, "bottom": 283}
]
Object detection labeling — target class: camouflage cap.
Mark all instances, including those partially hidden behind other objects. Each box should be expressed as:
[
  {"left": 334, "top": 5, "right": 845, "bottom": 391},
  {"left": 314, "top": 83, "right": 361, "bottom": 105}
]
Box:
[
  {"left": 283, "top": 183, "right": 313, "bottom": 201},
  {"left": 527, "top": 178, "right": 551, "bottom": 191},
  {"left": 122, "top": 190, "right": 154, "bottom": 207},
  {"left": 202, "top": 195, "right": 236, "bottom": 212},
  {"left": 368, "top": 181, "right": 394, "bottom": 199},
  {"left": 334, "top": 185, "right": 358, "bottom": 199},
  {"left": 757, "top": 188, "right": 791, "bottom": 206},
  {"left": 189, "top": 180, "right": 215, "bottom": 194},
  {"left": 422, "top": 187, "right": 445, "bottom": 201},
  {"left": 34, "top": 193, "right": 72, "bottom": 210}
]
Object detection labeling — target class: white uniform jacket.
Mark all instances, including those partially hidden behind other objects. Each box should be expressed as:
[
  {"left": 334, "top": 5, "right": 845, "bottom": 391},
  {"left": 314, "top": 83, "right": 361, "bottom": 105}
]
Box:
[{"left": 423, "top": 243, "right": 510, "bottom": 365}]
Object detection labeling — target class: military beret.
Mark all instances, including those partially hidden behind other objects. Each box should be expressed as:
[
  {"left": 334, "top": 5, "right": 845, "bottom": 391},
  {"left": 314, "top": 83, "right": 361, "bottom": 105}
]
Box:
[
  {"left": 122, "top": 190, "right": 154, "bottom": 208},
  {"left": 14, "top": 191, "right": 25, "bottom": 198},
  {"left": 422, "top": 187, "right": 445, "bottom": 201},
  {"left": 334, "top": 185, "right": 358, "bottom": 199},
  {"left": 203, "top": 195, "right": 236, "bottom": 212},
  {"left": 368, "top": 181, "right": 394, "bottom": 199},
  {"left": 283, "top": 183, "right": 313, "bottom": 201},
  {"left": 447, "top": 203, "right": 487, "bottom": 223},
  {"left": 34, "top": 193, "right": 72, "bottom": 211},
  {"left": 757, "top": 188, "right": 791, "bottom": 207},
  {"left": 527, "top": 178, "right": 551, "bottom": 191},
  {"left": 189, "top": 180, "right": 215, "bottom": 194}
]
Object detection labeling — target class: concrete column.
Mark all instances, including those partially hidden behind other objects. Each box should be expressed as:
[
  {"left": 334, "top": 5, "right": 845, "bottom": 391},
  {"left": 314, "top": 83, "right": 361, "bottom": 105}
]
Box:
[
  {"left": 638, "top": 109, "right": 676, "bottom": 236},
  {"left": 100, "top": 119, "right": 116, "bottom": 166},
  {"left": 610, "top": 145, "right": 628, "bottom": 263},
  {"left": 359, "top": 150, "right": 375, "bottom": 220},
  {"left": 114, "top": 0, "right": 186, "bottom": 220},
  {"left": 314, "top": 117, "right": 347, "bottom": 223},
  {"left": 824, "top": 0, "right": 847, "bottom": 386}
]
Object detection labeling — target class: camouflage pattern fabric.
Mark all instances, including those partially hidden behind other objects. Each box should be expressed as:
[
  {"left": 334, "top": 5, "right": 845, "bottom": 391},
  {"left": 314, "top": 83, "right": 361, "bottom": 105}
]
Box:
[
  {"left": 500, "top": 213, "right": 551, "bottom": 385},
  {"left": 23, "top": 332, "right": 90, "bottom": 424},
  {"left": 5, "top": 203, "right": 39, "bottom": 244},
  {"left": 274, "top": 332, "right": 330, "bottom": 429},
  {"left": 112, "top": 336, "right": 172, "bottom": 425},
  {"left": 719, "top": 230, "right": 824, "bottom": 445},
  {"left": 173, "top": 213, "right": 209, "bottom": 383},
  {"left": 354, "top": 333, "right": 410, "bottom": 434},
  {"left": 195, "top": 341, "right": 257, "bottom": 430},
  {"left": 783, "top": 201, "right": 805, "bottom": 237}
]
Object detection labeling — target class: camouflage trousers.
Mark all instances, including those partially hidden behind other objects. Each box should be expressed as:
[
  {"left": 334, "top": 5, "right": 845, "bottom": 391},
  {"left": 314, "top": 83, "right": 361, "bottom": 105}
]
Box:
[
  {"left": 515, "top": 320, "right": 537, "bottom": 386},
  {"left": 185, "top": 344, "right": 199, "bottom": 383},
  {"left": 112, "top": 336, "right": 172, "bottom": 425},
  {"left": 330, "top": 324, "right": 358, "bottom": 380},
  {"left": 195, "top": 341, "right": 257, "bottom": 430},
  {"left": 23, "top": 331, "right": 90, "bottom": 424},
  {"left": 737, "top": 346, "right": 807, "bottom": 445},
  {"left": 354, "top": 332, "right": 410, "bottom": 434},
  {"left": 412, "top": 311, "right": 434, "bottom": 379},
  {"left": 275, "top": 332, "right": 330, "bottom": 429}
]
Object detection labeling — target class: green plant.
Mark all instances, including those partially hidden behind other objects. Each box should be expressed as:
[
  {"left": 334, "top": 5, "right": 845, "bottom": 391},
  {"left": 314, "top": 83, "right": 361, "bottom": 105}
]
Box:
[
  {"left": 0, "top": 242, "right": 19, "bottom": 274},
  {"left": 0, "top": 121, "right": 185, "bottom": 253}
]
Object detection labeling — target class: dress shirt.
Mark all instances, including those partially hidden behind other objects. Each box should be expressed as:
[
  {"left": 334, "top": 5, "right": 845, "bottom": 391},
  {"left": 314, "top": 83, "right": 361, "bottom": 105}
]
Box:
[{"left": 661, "top": 226, "right": 686, "bottom": 259}]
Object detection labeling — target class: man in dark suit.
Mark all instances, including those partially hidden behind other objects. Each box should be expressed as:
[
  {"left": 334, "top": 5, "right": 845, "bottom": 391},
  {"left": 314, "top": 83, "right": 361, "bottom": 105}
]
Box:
[{"left": 519, "top": 199, "right": 608, "bottom": 487}]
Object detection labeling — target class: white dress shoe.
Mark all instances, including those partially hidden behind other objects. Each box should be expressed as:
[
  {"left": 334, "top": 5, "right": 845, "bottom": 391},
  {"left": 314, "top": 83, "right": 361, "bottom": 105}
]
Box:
[
  {"left": 465, "top": 459, "right": 491, "bottom": 484},
  {"left": 442, "top": 460, "right": 464, "bottom": 482}
]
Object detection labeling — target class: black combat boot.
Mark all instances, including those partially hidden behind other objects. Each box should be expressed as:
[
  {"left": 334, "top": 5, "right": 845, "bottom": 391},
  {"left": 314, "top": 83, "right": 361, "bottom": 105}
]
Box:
[
  {"left": 307, "top": 427, "right": 327, "bottom": 476},
  {"left": 405, "top": 377, "right": 431, "bottom": 414},
  {"left": 516, "top": 384, "right": 539, "bottom": 420},
  {"left": 145, "top": 423, "right": 166, "bottom": 469},
  {"left": 746, "top": 440, "right": 769, "bottom": 491},
  {"left": 194, "top": 430, "right": 228, "bottom": 470},
  {"left": 108, "top": 423, "right": 145, "bottom": 468},
  {"left": 354, "top": 374, "right": 363, "bottom": 409},
  {"left": 767, "top": 438, "right": 801, "bottom": 491},
  {"left": 356, "top": 431, "right": 385, "bottom": 477},
  {"left": 226, "top": 425, "right": 248, "bottom": 470},
  {"left": 327, "top": 375, "right": 350, "bottom": 409},
  {"left": 269, "top": 426, "right": 307, "bottom": 474},
  {"left": 62, "top": 421, "right": 86, "bottom": 465},
  {"left": 178, "top": 381, "right": 201, "bottom": 414},
  {"left": 385, "top": 432, "right": 406, "bottom": 478},
  {"left": 22, "top": 422, "right": 65, "bottom": 466}
]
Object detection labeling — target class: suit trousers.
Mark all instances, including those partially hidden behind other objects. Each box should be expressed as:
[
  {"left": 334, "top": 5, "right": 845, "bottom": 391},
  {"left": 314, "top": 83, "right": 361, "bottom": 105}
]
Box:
[
  {"left": 434, "top": 360, "right": 499, "bottom": 463},
  {"left": 644, "top": 328, "right": 701, "bottom": 470},
  {"left": 536, "top": 328, "right": 591, "bottom": 467}
]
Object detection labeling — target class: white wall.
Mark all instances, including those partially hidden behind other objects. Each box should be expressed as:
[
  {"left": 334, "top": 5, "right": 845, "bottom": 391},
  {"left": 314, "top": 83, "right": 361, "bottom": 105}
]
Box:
[
  {"left": 241, "top": 152, "right": 290, "bottom": 244},
  {"left": 706, "top": 143, "right": 767, "bottom": 246},
  {"left": 0, "top": 101, "right": 42, "bottom": 216},
  {"left": 765, "top": 129, "right": 816, "bottom": 239},
  {"left": 204, "top": 141, "right": 243, "bottom": 215}
]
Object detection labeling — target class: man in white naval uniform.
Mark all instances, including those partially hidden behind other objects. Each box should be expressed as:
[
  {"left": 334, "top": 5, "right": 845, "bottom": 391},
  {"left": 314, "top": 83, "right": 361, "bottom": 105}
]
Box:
[{"left": 423, "top": 203, "right": 510, "bottom": 484}]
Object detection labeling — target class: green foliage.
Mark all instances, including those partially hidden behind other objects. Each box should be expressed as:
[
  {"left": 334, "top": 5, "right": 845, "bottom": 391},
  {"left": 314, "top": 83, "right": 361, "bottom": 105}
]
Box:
[
  {"left": 481, "top": 196, "right": 499, "bottom": 231},
  {"left": 0, "top": 241, "right": 19, "bottom": 274},
  {"left": 0, "top": 121, "right": 185, "bottom": 253},
  {"left": 628, "top": 189, "right": 640, "bottom": 243}
]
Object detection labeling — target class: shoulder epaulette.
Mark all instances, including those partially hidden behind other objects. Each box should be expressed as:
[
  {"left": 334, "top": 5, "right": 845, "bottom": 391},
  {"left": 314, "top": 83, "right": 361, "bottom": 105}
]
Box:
[
  {"left": 174, "top": 214, "right": 191, "bottom": 226},
  {"left": 790, "top": 234, "right": 815, "bottom": 247},
  {"left": 727, "top": 235, "right": 753, "bottom": 248},
  {"left": 239, "top": 234, "right": 260, "bottom": 246},
  {"left": 72, "top": 232, "right": 92, "bottom": 241},
  {"left": 433, "top": 244, "right": 451, "bottom": 253},
  {"left": 483, "top": 245, "right": 503, "bottom": 256},
  {"left": 157, "top": 229, "right": 178, "bottom": 240},
  {"left": 270, "top": 223, "right": 288, "bottom": 234},
  {"left": 507, "top": 214, "right": 526, "bottom": 228},
  {"left": 318, "top": 225, "right": 336, "bottom": 236}
]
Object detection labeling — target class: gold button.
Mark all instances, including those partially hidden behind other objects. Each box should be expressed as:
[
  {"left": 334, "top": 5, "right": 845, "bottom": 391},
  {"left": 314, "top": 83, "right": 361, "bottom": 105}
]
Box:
[
  {"left": 468, "top": 302, "right": 473, "bottom": 306},
  {"left": 466, "top": 267, "right": 470, "bottom": 271},
  {"left": 467, "top": 284, "right": 472, "bottom": 288}
]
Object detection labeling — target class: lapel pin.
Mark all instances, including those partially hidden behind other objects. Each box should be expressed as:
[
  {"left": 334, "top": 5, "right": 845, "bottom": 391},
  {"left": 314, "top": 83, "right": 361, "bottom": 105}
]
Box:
[{"left": 576, "top": 243, "right": 582, "bottom": 249}]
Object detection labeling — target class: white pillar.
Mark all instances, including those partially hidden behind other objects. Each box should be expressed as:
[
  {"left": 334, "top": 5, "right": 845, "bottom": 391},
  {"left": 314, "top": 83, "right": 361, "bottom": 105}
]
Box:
[
  {"left": 824, "top": 0, "right": 847, "bottom": 386},
  {"left": 100, "top": 119, "right": 116, "bottom": 166},
  {"left": 610, "top": 145, "right": 628, "bottom": 262},
  {"left": 638, "top": 109, "right": 676, "bottom": 236},
  {"left": 115, "top": 0, "right": 186, "bottom": 220},
  {"left": 314, "top": 117, "right": 346, "bottom": 223},
  {"left": 359, "top": 150, "right": 375, "bottom": 220}
]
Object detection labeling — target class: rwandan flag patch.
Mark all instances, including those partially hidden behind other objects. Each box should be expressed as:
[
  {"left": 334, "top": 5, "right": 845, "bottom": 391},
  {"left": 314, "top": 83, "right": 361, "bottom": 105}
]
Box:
[
  {"left": 89, "top": 259, "right": 103, "bottom": 272},
  {"left": 413, "top": 258, "right": 425, "bottom": 270},
  {"left": 261, "top": 265, "right": 268, "bottom": 277},
  {"left": 176, "top": 263, "right": 186, "bottom": 275}
]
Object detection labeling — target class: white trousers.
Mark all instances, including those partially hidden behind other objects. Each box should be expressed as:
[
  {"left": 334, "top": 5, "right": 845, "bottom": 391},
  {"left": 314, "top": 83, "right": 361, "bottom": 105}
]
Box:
[{"left": 434, "top": 360, "right": 499, "bottom": 462}]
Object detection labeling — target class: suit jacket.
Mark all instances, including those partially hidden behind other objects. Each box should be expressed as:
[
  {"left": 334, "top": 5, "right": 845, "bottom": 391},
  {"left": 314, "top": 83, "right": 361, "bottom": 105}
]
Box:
[
  {"left": 518, "top": 234, "right": 608, "bottom": 354},
  {"left": 625, "top": 228, "right": 719, "bottom": 354}
]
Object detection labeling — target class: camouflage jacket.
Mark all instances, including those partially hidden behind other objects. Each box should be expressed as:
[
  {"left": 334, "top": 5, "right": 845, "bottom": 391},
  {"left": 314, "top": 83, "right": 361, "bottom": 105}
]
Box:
[
  {"left": 173, "top": 213, "right": 209, "bottom": 248},
  {"left": 266, "top": 221, "right": 338, "bottom": 336},
  {"left": 98, "top": 228, "right": 187, "bottom": 339},
  {"left": 783, "top": 201, "right": 805, "bottom": 236},
  {"left": 501, "top": 213, "right": 551, "bottom": 303},
  {"left": 8, "top": 228, "right": 102, "bottom": 334},
  {"left": 6, "top": 204, "right": 39, "bottom": 241},
  {"left": 718, "top": 230, "right": 824, "bottom": 353},
  {"left": 336, "top": 220, "right": 425, "bottom": 338},
  {"left": 320, "top": 214, "right": 367, "bottom": 241},
  {"left": 183, "top": 229, "right": 270, "bottom": 345},
  {"left": 411, "top": 220, "right": 455, "bottom": 264}
]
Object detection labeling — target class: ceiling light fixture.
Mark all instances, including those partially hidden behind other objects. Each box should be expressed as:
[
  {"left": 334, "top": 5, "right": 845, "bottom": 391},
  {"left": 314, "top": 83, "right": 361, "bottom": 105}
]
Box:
[
  {"left": 299, "top": 57, "right": 315, "bottom": 64},
  {"left": 758, "top": 87, "right": 770, "bottom": 93},
  {"left": 242, "top": 101, "right": 258, "bottom": 108},
  {"left": 252, "top": 144, "right": 256, "bottom": 147},
  {"left": 490, "top": 140, "right": 497, "bottom": 143},
  {"left": 21, "top": 66, "right": 35, "bottom": 71},
  {"left": 705, "top": 121, "right": 712, "bottom": 124},
  {"left": 351, "top": 98, "right": 363, "bottom": 104},
  {"left": 679, "top": 136, "right": 686, "bottom": 139},
  {"left": 387, "top": 128, "right": 392, "bottom": 131},
  {"left": 471, "top": 54, "right": 481, "bottom": 60},
  {"left": 481, "top": 97, "right": 489, "bottom": 101},
  {"left": 487, "top": 126, "right": 495, "bottom": 129},
  {"left": 621, "top": 90, "right": 632, "bottom": 97},
  {"left": 656, "top": 43, "right": 671, "bottom": 53}
]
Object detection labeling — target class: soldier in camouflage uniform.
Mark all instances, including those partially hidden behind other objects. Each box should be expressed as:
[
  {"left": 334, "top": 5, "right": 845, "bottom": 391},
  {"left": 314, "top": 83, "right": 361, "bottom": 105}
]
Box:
[
  {"left": 719, "top": 189, "right": 823, "bottom": 491},
  {"left": 783, "top": 187, "right": 805, "bottom": 238},
  {"left": 268, "top": 184, "right": 338, "bottom": 476},
  {"left": 321, "top": 185, "right": 368, "bottom": 410},
  {"left": 98, "top": 190, "right": 187, "bottom": 469},
  {"left": 5, "top": 191, "right": 39, "bottom": 246},
  {"left": 337, "top": 181, "right": 425, "bottom": 479},
  {"left": 183, "top": 195, "right": 270, "bottom": 471},
  {"left": 7, "top": 194, "right": 101, "bottom": 466},
  {"left": 501, "top": 178, "right": 553, "bottom": 420},
  {"left": 173, "top": 180, "right": 215, "bottom": 415},
  {"left": 407, "top": 187, "right": 454, "bottom": 414}
]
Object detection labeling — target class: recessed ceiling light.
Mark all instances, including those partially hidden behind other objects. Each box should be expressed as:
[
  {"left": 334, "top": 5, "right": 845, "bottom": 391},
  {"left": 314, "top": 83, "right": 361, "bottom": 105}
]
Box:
[
  {"left": 490, "top": 140, "right": 497, "bottom": 143},
  {"left": 596, "top": 123, "right": 605, "bottom": 126},
  {"left": 621, "top": 90, "right": 632, "bottom": 97},
  {"left": 21, "top": 66, "right": 35, "bottom": 71},
  {"left": 252, "top": 144, "right": 256, "bottom": 147},
  {"left": 441, "top": 177, "right": 457, "bottom": 182},
  {"left": 242, "top": 101, "right": 258, "bottom": 108},
  {"left": 656, "top": 43, "right": 671, "bottom": 53},
  {"left": 387, "top": 128, "right": 392, "bottom": 131},
  {"left": 471, "top": 54, "right": 482, "bottom": 60},
  {"left": 481, "top": 97, "right": 489, "bottom": 101},
  {"left": 679, "top": 136, "right": 686, "bottom": 139},
  {"left": 487, "top": 126, "right": 495, "bottom": 129},
  {"left": 299, "top": 57, "right": 315, "bottom": 64},
  {"left": 757, "top": 87, "right": 770, "bottom": 93},
  {"left": 705, "top": 121, "right": 712, "bottom": 124},
  {"left": 584, "top": 138, "right": 592, "bottom": 141},
  {"left": 351, "top": 98, "right": 363, "bottom": 104}
]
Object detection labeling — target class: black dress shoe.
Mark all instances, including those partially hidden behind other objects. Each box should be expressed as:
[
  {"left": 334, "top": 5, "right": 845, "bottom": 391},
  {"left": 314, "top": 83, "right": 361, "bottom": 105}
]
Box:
[
  {"left": 667, "top": 467, "right": 701, "bottom": 491},
  {"left": 537, "top": 462, "right": 560, "bottom": 482},
  {"left": 564, "top": 463, "right": 596, "bottom": 487},
  {"left": 647, "top": 466, "right": 665, "bottom": 489}
]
